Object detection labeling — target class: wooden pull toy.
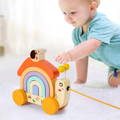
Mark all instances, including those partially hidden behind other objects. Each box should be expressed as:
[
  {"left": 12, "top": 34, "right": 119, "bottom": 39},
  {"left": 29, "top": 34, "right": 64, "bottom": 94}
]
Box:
[
  {"left": 12, "top": 49, "right": 70, "bottom": 115},
  {"left": 12, "top": 49, "right": 120, "bottom": 115}
]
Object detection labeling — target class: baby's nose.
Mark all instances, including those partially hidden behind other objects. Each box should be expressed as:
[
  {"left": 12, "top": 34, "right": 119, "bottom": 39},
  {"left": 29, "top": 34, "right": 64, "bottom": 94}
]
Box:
[{"left": 65, "top": 16, "right": 73, "bottom": 24}]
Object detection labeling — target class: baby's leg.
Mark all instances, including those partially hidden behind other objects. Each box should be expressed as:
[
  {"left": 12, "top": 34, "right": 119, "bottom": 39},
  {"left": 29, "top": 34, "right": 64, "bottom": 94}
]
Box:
[
  {"left": 74, "top": 57, "right": 88, "bottom": 84},
  {"left": 108, "top": 67, "right": 120, "bottom": 87}
]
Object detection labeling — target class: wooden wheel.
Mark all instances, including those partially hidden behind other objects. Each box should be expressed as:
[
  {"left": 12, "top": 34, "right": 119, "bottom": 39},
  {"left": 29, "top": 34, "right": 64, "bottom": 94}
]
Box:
[
  {"left": 41, "top": 97, "right": 59, "bottom": 115},
  {"left": 12, "top": 89, "right": 27, "bottom": 105}
]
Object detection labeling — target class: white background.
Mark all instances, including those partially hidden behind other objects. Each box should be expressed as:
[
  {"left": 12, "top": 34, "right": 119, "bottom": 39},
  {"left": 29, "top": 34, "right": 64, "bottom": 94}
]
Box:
[
  {"left": 0, "top": 0, "right": 120, "bottom": 120},
  {"left": 0, "top": 0, "right": 120, "bottom": 56},
  {"left": 0, "top": 56, "right": 120, "bottom": 120}
]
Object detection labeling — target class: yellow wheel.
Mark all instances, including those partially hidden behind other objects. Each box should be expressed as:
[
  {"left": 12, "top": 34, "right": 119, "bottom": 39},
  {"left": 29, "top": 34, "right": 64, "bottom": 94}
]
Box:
[
  {"left": 12, "top": 89, "right": 27, "bottom": 105},
  {"left": 42, "top": 97, "right": 59, "bottom": 115}
]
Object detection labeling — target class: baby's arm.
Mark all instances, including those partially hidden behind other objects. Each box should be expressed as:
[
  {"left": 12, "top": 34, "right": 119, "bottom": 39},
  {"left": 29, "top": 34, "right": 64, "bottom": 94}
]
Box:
[
  {"left": 55, "top": 39, "right": 102, "bottom": 64},
  {"left": 69, "top": 38, "right": 102, "bottom": 61},
  {"left": 75, "top": 57, "right": 88, "bottom": 83}
]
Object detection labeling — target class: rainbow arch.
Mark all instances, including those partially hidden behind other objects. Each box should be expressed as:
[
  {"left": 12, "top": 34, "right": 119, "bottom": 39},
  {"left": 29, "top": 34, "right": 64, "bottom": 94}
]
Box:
[
  {"left": 24, "top": 71, "right": 49, "bottom": 97},
  {"left": 29, "top": 81, "right": 42, "bottom": 96},
  {"left": 27, "top": 76, "right": 46, "bottom": 98},
  {"left": 20, "top": 67, "right": 55, "bottom": 98}
]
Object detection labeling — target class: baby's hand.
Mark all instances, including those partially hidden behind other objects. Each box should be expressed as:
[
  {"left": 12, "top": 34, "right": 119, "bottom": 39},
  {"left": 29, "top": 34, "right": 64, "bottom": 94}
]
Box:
[{"left": 55, "top": 52, "right": 72, "bottom": 64}]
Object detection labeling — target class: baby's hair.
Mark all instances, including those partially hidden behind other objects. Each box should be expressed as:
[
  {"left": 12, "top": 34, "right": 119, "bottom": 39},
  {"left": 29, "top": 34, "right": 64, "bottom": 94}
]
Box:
[{"left": 79, "top": 0, "right": 100, "bottom": 7}]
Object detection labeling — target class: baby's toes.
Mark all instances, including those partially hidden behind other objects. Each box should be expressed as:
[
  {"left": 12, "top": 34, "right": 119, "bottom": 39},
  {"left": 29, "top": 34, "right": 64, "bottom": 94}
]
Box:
[{"left": 108, "top": 77, "right": 119, "bottom": 88}]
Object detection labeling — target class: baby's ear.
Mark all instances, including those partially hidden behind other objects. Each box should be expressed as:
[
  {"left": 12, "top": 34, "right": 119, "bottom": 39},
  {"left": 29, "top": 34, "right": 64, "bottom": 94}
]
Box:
[
  {"left": 91, "top": 1, "right": 98, "bottom": 8},
  {"left": 89, "top": 1, "right": 97, "bottom": 13}
]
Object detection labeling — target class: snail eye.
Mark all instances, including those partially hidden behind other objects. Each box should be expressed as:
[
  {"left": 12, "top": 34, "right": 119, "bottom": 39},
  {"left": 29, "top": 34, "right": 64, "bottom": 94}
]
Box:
[
  {"left": 67, "top": 86, "right": 70, "bottom": 91},
  {"left": 59, "top": 82, "right": 63, "bottom": 87}
]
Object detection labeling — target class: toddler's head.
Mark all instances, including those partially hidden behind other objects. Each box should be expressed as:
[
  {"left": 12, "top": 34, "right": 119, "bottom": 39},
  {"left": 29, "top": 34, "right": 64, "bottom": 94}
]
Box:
[{"left": 59, "top": 0, "right": 100, "bottom": 27}]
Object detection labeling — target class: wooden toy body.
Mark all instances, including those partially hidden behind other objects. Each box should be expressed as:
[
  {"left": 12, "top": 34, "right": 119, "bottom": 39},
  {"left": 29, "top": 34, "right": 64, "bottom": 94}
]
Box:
[
  {"left": 12, "top": 49, "right": 70, "bottom": 114},
  {"left": 22, "top": 77, "right": 70, "bottom": 107},
  {"left": 55, "top": 78, "right": 70, "bottom": 108}
]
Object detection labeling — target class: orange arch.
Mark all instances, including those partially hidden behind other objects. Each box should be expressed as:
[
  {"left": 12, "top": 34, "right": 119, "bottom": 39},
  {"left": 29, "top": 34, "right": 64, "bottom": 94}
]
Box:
[{"left": 17, "top": 58, "right": 59, "bottom": 80}]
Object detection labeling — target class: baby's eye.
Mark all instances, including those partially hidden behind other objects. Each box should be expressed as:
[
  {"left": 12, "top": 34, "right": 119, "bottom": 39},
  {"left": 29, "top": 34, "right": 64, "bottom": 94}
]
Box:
[
  {"left": 63, "top": 12, "right": 67, "bottom": 15},
  {"left": 70, "top": 12, "right": 76, "bottom": 15}
]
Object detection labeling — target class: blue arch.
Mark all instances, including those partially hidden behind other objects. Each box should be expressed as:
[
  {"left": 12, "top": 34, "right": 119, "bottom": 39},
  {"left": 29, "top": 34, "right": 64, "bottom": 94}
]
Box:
[
  {"left": 33, "top": 85, "right": 39, "bottom": 96},
  {"left": 27, "top": 76, "right": 46, "bottom": 98}
]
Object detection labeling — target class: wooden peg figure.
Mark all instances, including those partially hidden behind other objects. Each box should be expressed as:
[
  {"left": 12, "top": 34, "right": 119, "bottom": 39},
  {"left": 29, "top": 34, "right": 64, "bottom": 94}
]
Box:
[{"left": 30, "top": 49, "right": 46, "bottom": 62}]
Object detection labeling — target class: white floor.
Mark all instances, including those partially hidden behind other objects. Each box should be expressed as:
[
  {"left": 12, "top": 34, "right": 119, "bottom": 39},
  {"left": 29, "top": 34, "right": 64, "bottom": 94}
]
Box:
[{"left": 0, "top": 55, "right": 120, "bottom": 120}]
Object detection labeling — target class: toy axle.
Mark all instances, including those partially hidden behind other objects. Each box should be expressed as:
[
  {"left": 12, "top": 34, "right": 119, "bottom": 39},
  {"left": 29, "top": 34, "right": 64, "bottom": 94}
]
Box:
[{"left": 70, "top": 88, "right": 120, "bottom": 110}]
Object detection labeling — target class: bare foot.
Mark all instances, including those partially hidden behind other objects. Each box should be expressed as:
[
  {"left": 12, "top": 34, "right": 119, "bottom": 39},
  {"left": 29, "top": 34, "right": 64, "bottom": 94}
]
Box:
[{"left": 108, "top": 76, "right": 120, "bottom": 87}]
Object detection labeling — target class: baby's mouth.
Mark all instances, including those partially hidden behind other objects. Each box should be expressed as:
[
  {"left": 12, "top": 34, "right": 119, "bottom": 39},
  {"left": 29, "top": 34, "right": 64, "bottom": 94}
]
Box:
[{"left": 72, "top": 21, "right": 76, "bottom": 24}]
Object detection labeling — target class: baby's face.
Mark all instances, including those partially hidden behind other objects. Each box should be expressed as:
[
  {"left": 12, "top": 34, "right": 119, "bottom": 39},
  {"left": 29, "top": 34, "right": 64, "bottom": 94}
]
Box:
[{"left": 59, "top": 0, "right": 93, "bottom": 27}]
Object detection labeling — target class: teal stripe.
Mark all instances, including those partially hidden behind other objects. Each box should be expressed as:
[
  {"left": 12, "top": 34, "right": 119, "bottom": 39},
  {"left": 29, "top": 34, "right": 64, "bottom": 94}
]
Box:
[{"left": 27, "top": 76, "right": 46, "bottom": 98}]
